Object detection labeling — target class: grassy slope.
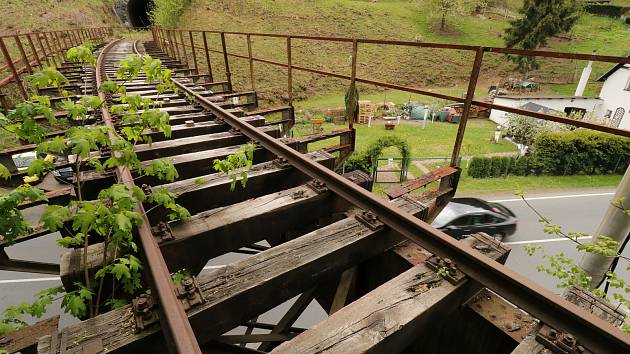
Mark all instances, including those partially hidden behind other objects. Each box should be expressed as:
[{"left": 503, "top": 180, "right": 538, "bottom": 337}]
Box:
[
  {"left": 179, "top": 0, "right": 630, "bottom": 106},
  {"left": 0, "top": 0, "right": 118, "bottom": 35}
]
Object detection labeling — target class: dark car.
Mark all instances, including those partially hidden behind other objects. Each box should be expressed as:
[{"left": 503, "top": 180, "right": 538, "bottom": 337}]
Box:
[{"left": 432, "top": 198, "right": 517, "bottom": 240}]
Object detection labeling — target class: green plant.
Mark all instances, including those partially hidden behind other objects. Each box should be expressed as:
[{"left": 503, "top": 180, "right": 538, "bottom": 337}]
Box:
[
  {"left": 149, "top": 0, "right": 191, "bottom": 27},
  {"left": 520, "top": 191, "right": 630, "bottom": 324},
  {"left": 0, "top": 44, "right": 190, "bottom": 329},
  {"left": 0, "top": 286, "right": 64, "bottom": 335},
  {"left": 344, "top": 136, "right": 411, "bottom": 174},
  {"left": 213, "top": 143, "right": 256, "bottom": 191}
]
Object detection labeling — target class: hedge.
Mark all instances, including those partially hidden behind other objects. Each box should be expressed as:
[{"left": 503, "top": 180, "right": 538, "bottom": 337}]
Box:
[
  {"left": 468, "top": 130, "right": 630, "bottom": 178},
  {"left": 585, "top": 4, "right": 629, "bottom": 18},
  {"left": 468, "top": 156, "right": 533, "bottom": 178},
  {"left": 343, "top": 136, "right": 410, "bottom": 174}
]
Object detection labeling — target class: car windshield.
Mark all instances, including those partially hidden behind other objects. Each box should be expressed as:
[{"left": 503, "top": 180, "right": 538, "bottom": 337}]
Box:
[{"left": 432, "top": 205, "right": 458, "bottom": 228}]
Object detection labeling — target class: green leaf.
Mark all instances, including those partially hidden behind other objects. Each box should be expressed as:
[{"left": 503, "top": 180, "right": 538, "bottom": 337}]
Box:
[
  {"left": 61, "top": 292, "right": 87, "bottom": 318},
  {"left": 27, "top": 159, "right": 54, "bottom": 177},
  {"left": 576, "top": 236, "right": 618, "bottom": 257},
  {"left": 143, "top": 158, "right": 179, "bottom": 182},
  {"left": 111, "top": 262, "right": 131, "bottom": 280},
  {"left": 0, "top": 164, "right": 10, "bottom": 180},
  {"left": 41, "top": 205, "right": 71, "bottom": 232}
]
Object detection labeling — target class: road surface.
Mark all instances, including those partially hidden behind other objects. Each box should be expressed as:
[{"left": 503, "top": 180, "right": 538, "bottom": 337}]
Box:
[{"left": 0, "top": 188, "right": 625, "bottom": 335}]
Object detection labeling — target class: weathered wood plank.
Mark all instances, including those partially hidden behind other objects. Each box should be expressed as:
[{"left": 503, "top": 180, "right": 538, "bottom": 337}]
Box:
[
  {"left": 61, "top": 182, "right": 348, "bottom": 288},
  {"left": 0, "top": 315, "right": 59, "bottom": 353},
  {"left": 134, "top": 126, "right": 279, "bottom": 160},
  {"left": 41, "top": 197, "right": 424, "bottom": 353},
  {"left": 385, "top": 166, "right": 458, "bottom": 200},
  {"left": 270, "top": 234, "right": 509, "bottom": 354}
]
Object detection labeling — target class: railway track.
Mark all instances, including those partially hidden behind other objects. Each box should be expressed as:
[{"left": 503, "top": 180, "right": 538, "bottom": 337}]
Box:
[{"left": 0, "top": 33, "right": 629, "bottom": 354}]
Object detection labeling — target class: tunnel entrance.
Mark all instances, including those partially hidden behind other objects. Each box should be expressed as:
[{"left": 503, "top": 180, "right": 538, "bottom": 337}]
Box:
[{"left": 128, "top": 0, "right": 152, "bottom": 28}]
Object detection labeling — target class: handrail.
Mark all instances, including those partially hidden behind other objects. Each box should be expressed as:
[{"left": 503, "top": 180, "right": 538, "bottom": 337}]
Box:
[
  {"left": 0, "top": 27, "right": 114, "bottom": 103},
  {"left": 152, "top": 27, "right": 630, "bottom": 160}
]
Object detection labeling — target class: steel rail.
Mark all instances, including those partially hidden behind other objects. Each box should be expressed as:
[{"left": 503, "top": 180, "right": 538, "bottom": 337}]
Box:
[
  {"left": 96, "top": 40, "right": 202, "bottom": 354},
  {"left": 172, "top": 77, "right": 630, "bottom": 354}
]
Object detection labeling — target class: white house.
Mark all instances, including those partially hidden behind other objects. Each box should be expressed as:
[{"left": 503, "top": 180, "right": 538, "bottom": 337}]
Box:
[
  {"left": 595, "top": 60, "right": 630, "bottom": 130},
  {"left": 489, "top": 95, "right": 602, "bottom": 127}
]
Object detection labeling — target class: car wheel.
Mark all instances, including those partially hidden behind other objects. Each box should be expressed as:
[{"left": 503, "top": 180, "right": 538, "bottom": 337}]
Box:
[{"left": 491, "top": 233, "right": 505, "bottom": 242}]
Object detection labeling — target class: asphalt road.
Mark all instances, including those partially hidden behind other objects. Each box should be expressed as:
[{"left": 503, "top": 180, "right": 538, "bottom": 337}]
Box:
[{"left": 1, "top": 188, "right": 626, "bottom": 336}]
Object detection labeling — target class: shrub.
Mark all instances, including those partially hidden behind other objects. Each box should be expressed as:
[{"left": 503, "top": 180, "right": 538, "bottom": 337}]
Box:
[
  {"left": 532, "top": 130, "right": 630, "bottom": 175},
  {"left": 149, "top": 0, "right": 191, "bottom": 27},
  {"left": 585, "top": 5, "right": 629, "bottom": 18},
  {"left": 468, "top": 130, "right": 630, "bottom": 178}
]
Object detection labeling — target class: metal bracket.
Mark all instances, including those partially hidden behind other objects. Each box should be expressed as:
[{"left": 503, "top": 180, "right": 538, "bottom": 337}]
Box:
[
  {"left": 306, "top": 179, "right": 327, "bottom": 194},
  {"left": 229, "top": 127, "right": 240, "bottom": 135},
  {"left": 273, "top": 157, "right": 290, "bottom": 169},
  {"left": 175, "top": 276, "right": 206, "bottom": 311},
  {"left": 132, "top": 294, "right": 159, "bottom": 333},
  {"left": 425, "top": 255, "right": 466, "bottom": 285},
  {"left": 152, "top": 221, "right": 174, "bottom": 243},
  {"left": 141, "top": 183, "right": 153, "bottom": 197},
  {"left": 535, "top": 324, "right": 591, "bottom": 354},
  {"left": 355, "top": 210, "right": 384, "bottom": 231}
]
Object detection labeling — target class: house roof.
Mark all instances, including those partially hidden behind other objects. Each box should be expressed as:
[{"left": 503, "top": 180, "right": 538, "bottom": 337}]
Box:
[
  {"left": 497, "top": 95, "right": 601, "bottom": 100},
  {"left": 519, "top": 102, "right": 562, "bottom": 114},
  {"left": 597, "top": 55, "right": 630, "bottom": 82}
]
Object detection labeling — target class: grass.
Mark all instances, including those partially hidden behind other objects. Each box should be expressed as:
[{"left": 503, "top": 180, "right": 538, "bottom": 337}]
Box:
[
  {"left": 371, "top": 166, "right": 623, "bottom": 196},
  {"left": 178, "top": 1, "right": 630, "bottom": 106},
  {"left": 293, "top": 119, "right": 517, "bottom": 158}
]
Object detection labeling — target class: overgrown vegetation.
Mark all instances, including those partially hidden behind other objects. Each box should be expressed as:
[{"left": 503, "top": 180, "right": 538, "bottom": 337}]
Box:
[
  {"left": 149, "top": 0, "right": 191, "bottom": 27},
  {"left": 0, "top": 45, "right": 188, "bottom": 333}
]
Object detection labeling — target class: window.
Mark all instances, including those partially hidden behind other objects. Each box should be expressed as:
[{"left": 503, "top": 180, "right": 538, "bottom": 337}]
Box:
[
  {"left": 612, "top": 107, "right": 625, "bottom": 128},
  {"left": 450, "top": 216, "right": 470, "bottom": 226}
]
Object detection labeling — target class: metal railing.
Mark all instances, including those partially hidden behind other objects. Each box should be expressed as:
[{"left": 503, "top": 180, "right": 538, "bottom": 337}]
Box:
[
  {"left": 0, "top": 27, "right": 114, "bottom": 101},
  {"left": 151, "top": 27, "right": 630, "bottom": 169}
]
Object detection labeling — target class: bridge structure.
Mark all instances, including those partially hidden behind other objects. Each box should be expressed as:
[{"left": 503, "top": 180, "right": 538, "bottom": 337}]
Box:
[{"left": 0, "top": 26, "right": 629, "bottom": 354}]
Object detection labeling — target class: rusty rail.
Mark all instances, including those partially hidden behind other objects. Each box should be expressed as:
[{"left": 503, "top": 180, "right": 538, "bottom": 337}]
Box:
[
  {"left": 152, "top": 27, "right": 630, "bottom": 166},
  {"left": 95, "top": 40, "right": 202, "bottom": 354}
]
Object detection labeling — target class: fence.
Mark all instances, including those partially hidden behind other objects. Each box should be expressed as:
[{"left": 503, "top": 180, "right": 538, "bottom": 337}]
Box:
[
  {"left": 0, "top": 27, "right": 114, "bottom": 103},
  {"left": 150, "top": 27, "right": 630, "bottom": 170}
]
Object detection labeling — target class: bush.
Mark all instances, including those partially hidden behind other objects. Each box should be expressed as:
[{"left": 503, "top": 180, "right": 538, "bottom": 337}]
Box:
[
  {"left": 585, "top": 5, "right": 629, "bottom": 18},
  {"left": 532, "top": 130, "right": 630, "bottom": 175},
  {"left": 149, "top": 0, "right": 191, "bottom": 27},
  {"left": 468, "top": 156, "right": 530, "bottom": 178},
  {"left": 468, "top": 130, "right": 630, "bottom": 178}
]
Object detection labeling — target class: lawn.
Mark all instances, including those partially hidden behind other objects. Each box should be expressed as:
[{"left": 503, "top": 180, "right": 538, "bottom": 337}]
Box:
[{"left": 293, "top": 118, "right": 517, "bottom": 158}]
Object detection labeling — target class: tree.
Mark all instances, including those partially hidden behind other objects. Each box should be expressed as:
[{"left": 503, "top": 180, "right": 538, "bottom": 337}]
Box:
[
  {"left": 504, "top": 0, "right": 582, "bottom": 74},
  {"left": 428, "top": 0, "right": 469, "bottom": 30}
]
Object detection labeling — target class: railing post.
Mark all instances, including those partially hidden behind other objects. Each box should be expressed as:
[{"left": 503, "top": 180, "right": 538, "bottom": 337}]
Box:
[
  {"left": 35, "top": 33, "right": 51, "bottom": 67},
  {"left": 220, "top": 32, "right": 232, "bottom": 91},
  {"left": 450, "top": 46, "right": 485, "bottom": 166},
  {"left": 247, "top": 34, "right": 256, "bottom": 91},
  {"left": 348, "top": 39, "right": 358, "bottom": 131},
  {"left": 179, "top": 30, "right": 188, "bottom": 65},
  {"left": 172, "top": 30, "right": 182, "bottom": 62},
  {"left": 53, "top": 32, "right": 63, "bottom": 58},
  {"left": 44, "top": 33, "right": 58, "bottom": 66},
  {"left": 286, "top": 36, "right": 292, "bottom": 106},
  {"left": 189, "top": 31, "right": 198, "bottom": 75},
  {"left": 14, "top": 35, "right": 33, "bottom": 74},
  {"left": 202, "top": 31, "right": 213, "bottom": 82},
  {"left": 25, "top": 33, "right": 42, "bottom": 69},
  {"left": 0, "top": 37, "right": 28, "bottom": 100}
]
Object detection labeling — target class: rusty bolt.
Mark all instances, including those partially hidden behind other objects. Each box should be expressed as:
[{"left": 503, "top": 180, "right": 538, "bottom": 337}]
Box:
[
  {"left": 182, "top": 278, "right": 194, "bottom": 290},
  {"left": 136, "top": 297, "right": 147, "bottom": 309},
  {"left": 547, "top": 329, "right": 558, "bottom": 340},
  {"left": 561, "top": 334, "right": 576, "bottom": 347}
]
